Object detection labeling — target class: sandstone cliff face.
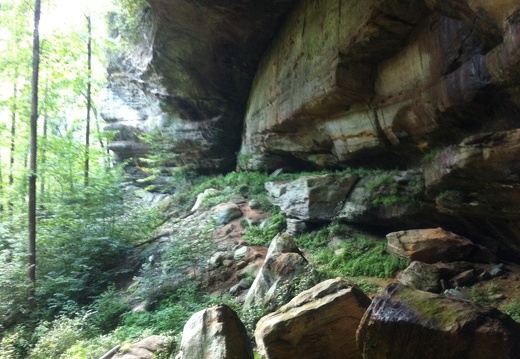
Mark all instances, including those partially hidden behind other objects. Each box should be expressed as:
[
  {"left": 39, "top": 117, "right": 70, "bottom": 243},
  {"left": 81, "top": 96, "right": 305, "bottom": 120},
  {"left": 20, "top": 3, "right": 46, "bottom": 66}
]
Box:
[
  {"left": 101, "top": 0, "right": 298, "bottom": 171},
  {"left": 239, "top": 0, "right": 520, "bottom": 171},
  {"left": 102, "top": 0, "right": 520, "bottom": 257}
]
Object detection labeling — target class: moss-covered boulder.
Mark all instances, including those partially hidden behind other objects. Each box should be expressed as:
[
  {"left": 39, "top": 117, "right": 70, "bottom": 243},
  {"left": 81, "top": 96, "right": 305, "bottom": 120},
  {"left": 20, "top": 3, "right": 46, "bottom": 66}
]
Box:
[{"left": 357, "top": 283, "right": 520, "bottom": 359}]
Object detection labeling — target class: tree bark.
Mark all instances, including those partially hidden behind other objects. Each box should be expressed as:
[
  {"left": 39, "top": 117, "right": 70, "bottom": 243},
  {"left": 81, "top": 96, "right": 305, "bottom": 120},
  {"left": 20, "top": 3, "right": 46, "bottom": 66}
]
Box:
[
  {"left": 9, "top": 71, "right": 17, "bottom": 214},
  {"left": 28, "top": 0, "right": 41, "bottom": 290},
  {"left": 84, "top": 14, "right": 92, "bottom": 187}
]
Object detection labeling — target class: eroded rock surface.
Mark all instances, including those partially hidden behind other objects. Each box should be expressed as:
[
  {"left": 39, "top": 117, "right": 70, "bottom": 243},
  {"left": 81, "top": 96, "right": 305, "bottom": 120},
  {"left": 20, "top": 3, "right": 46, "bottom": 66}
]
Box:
[
  {"left": 175, "top": 304, "right": 253, "bottom": 359},
  {"left": 265, "top": 173, "right": 359, "bottom": 221},
  {"left": 239, "top": 0, "right": 520, "bottom": 171},
  {"left": 104, "top": 0, "right": 520, "bottom": 257},
  {"left": 255, "top": 278, "right": 371, "bottom": 359},
  {"left": 386, "top": 227, "right": 495, "bottom": 263},
  {"left": 244, "top": 233, "right": 314, "bottom": 310},
  {"left": 102, "top": 0, "right": 299, "bottom": 172},
  {"left": 357, "top": 283, "right": 520, "bottom": 359}
]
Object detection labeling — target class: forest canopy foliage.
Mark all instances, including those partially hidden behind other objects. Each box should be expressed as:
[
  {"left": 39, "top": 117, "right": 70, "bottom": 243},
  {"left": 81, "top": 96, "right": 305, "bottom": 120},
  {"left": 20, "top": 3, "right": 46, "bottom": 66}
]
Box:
[{"left": 0, "top": 0, "right": 162, "bottom": 357}]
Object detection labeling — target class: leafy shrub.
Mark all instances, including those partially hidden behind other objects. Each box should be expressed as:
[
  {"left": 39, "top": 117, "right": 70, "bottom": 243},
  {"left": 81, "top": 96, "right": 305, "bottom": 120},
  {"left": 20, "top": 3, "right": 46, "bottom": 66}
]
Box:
[
  {"left": 0, "top": 327, "right": 31, "bottom": 359},
  {"left": 60, "top": 334, "right": 119, "bottom": 359},
  {"left": 243, "top": 212, "right": 286, "bottom": 246},
  {"left": 240, "top": 304, "right": 270, "bottom": 337},
  {"left": 35, "top": 180, "right": 160, "bottom": 319},
  {"left": 115, "top": 281, "right": 233, "bottom": 342},
  {"left": 28, "top": 313, "right": 91, "bottom": 359},
  {"left": 0, "top": 228, "right": 31, "bottom": 332},
  {"left": 89, "top": 287, "right": 130, "bottom": 334}
]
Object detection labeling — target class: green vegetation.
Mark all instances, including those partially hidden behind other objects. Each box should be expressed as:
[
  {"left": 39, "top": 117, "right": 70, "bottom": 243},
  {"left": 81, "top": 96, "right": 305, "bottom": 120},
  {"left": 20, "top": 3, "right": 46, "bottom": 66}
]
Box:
[
  {"left": 503, "top": 293, "right": 520, "bottom": 322},
  {"left": 398, "top": 287, "right": 463, "bottom": 328},
  {"left": 243, "top": 212, "right": 287, "bottom": 246},
  {"left": 308, "top": 227, "right": 409, "bottom": 279},
  {"left": 364, "top": 171, "right": 422, "bottom": 207}
]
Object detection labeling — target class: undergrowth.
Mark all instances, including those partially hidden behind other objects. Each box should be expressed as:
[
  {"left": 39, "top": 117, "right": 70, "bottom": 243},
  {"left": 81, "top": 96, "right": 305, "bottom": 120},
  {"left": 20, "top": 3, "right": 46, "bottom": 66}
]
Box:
[{"left": 297, "top": 223, "right": 408, "bottom": 278}]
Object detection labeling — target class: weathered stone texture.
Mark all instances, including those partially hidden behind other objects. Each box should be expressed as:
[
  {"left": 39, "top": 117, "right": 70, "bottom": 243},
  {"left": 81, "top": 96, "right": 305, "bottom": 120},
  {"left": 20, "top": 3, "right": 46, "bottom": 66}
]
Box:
[
  {"left": 239, "top": 0, "right": 520, "bottom": 171},
  {"left": 386, "top": 227, "right": 489, "bottom": 263},
  {"left": 265, "top": 173, "right": 359, "bottom": 221},
  {"left": 255, "top": 278, "right": 371, "bottom": 359},
  {"left": 244, "top": 233, "right": 313, "bottom": 310},
  {"left": 357, "top": 283, "right": 520, "bottom": 359},
  {"left": 175, "top": 304, "right": 253, "bottom": 359},
  {"left": 102, "top": 0, "right": 299, "bottom": 172}
]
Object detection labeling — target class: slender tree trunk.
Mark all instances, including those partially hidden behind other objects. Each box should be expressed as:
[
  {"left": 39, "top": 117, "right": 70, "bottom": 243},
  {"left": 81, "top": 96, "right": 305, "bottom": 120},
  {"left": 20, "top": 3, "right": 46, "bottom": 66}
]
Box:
[
  {"left": 8, "top": 73, "right": 17, "bottom": 214},
  {"left": 40, "top": 77, "right": 49, "bottom": 202},
  {"left": 84, "top": 14, "right": 92, "bottom": 187},
  {"left": 28, "top": 0, "right": 41, "bottom": 290}
]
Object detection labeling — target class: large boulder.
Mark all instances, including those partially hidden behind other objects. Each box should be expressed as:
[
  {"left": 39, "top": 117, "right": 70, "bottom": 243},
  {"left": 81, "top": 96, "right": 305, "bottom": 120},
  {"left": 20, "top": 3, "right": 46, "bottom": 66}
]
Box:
[
  {"left": 244, "top": 233, "right": 314, "bottom": 310},
  {"left": 337, "top": 170, "right": 428, "bottom": 227},
  {"left": 386, "top": 228, "right": 495, "bottom": 263},
  {"left": 265, "top": 173, "right": 359, "bottom": 221},
  {"left": 175, "top": 304, "right": 253, "bottom": 359},
  {"left": 357, "top": 283, "right": 520, "bottom": 359},
  {"left": 255, "top": 278, "right": 371, "bottom": 359}
]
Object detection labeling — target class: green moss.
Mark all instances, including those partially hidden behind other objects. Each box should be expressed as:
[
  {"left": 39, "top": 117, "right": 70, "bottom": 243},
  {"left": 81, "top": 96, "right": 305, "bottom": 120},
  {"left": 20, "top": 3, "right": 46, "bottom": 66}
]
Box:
[{"left": 398, "top": 287, "right": 467, "bottom": 328}]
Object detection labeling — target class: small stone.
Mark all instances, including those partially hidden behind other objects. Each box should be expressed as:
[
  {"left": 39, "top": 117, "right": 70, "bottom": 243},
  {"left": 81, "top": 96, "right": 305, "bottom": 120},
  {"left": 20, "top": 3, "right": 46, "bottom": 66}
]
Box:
[
  {"left": 490, "top": 265, "right": 506, "bottom": 277},
  {"left": 450, "top": 269, "right": 478, "bottom": 287},
  {"left": 234, "top": 246, "right": 248, "bottom": 260},
  {"left": 223, "top": 259, "right": 233, "bottom": 267},
  {"left": 236, "top": 261, "right": 248, "bottom": 270},
  {"left": 212, "top": 202, "right": 243, "bottom": 225},
  {"left": 208, "top": 251, "right": 227, "bottom": 269},
  {"left": 237, "top": 263, "right": 260, "bottom": 280}
]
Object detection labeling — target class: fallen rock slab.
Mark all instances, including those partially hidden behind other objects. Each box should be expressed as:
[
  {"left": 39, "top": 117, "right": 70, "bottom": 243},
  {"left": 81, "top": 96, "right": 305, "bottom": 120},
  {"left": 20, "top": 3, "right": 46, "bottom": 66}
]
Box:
[
  {"left": 265, "top": 173, "right": 359, "bottom": 221},
  {"left": 255, "top": 278, "right": 371, "bottom": 359},
  {"left": 387, "top": 227, "right": 495, "bottom": 263},
  {"left": 357, "top": 283, "right": 520, "bottom": 359}
]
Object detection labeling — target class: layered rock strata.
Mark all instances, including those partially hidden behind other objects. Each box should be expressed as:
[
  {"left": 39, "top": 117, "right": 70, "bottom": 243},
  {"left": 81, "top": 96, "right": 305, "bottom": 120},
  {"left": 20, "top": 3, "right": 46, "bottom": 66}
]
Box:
[
  {"left": 101, "top": 0, "right": 299, "bottom": 171},
  {"left": 239, "top": 0, "right": 520, "bottom": 171}
]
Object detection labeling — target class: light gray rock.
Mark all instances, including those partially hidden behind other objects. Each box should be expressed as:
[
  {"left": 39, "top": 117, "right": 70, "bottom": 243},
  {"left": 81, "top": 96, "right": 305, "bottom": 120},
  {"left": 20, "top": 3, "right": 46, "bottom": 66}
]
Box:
[
  {"left": 175, "top": 304, "right": 253, "bottom": 359},
  {"left": 265, "top": 173, "right": 358, "bottom": 221},
  {"left": 212, "top": 202, "right": 243, "bottom": 225}
]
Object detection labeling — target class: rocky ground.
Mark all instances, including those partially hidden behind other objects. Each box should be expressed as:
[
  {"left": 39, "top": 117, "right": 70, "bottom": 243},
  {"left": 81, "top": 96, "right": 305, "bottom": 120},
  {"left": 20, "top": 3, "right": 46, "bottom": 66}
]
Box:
[{"left": 112, "top": 179, "right": 520, "bottom": 359}]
